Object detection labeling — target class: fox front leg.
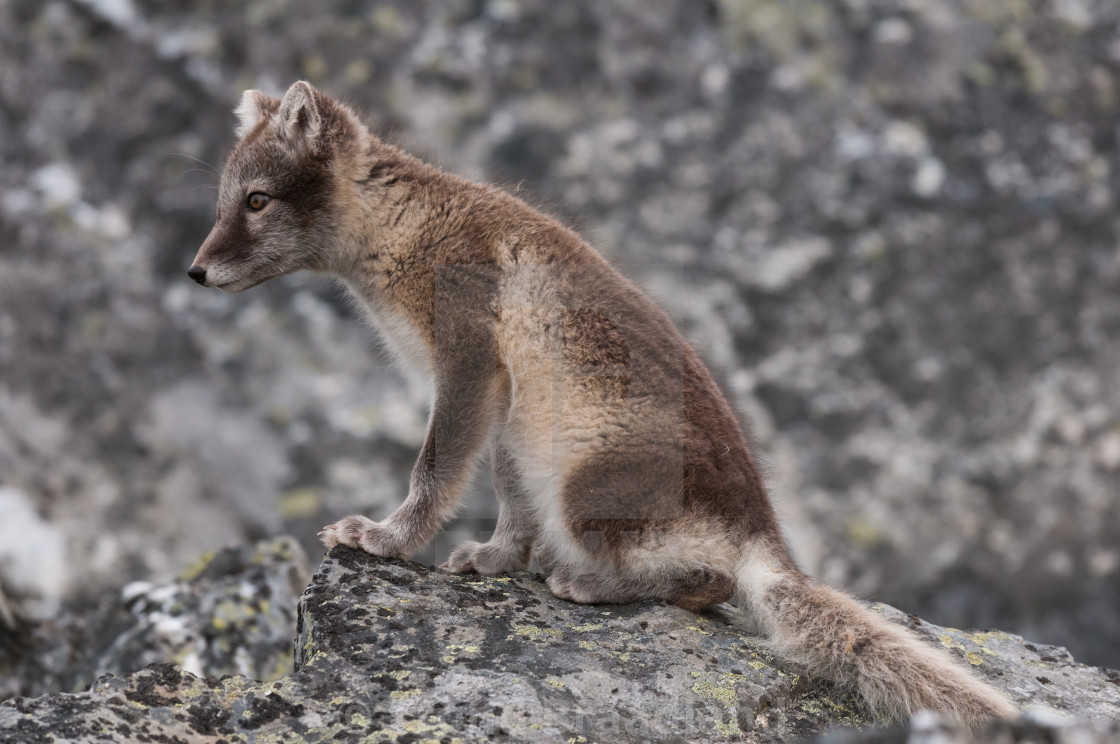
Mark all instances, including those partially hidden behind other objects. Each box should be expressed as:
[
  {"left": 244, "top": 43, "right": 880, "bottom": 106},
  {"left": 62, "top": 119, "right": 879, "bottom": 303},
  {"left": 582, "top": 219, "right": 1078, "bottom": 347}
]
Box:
[
  {"left": 321, "top": 267, "right": 502, "bottom": 558},
  {"left": 319, "top": 365, "right": 500, "bottom": 557},
  {"left": 319, "top": 351, "right": 501, "bottom": 555}
]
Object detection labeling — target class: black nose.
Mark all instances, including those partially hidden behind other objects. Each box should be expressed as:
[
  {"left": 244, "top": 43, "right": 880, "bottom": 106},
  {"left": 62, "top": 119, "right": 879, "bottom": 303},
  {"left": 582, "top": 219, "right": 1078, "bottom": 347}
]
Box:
[{"left": 187, "top": 265, "right": 207, "bottom": 285}]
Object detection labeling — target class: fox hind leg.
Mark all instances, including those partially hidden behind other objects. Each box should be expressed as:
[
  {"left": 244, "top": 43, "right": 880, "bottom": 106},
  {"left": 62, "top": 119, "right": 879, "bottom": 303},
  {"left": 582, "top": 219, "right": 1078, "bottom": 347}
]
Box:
[{"left": 547, "top": 564, "right": 735, "bottom": 611}]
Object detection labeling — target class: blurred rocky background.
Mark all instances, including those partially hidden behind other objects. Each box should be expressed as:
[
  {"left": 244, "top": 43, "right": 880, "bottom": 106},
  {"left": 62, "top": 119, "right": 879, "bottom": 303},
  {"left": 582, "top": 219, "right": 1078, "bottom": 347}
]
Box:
[{"left": 0, "top": 0, "right": 1117, "bottom": 686}]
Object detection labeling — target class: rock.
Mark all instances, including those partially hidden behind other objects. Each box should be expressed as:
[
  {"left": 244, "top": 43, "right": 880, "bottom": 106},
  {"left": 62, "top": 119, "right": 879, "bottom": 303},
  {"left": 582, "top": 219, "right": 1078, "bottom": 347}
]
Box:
[
  {"left": 0, "top": 538, "right": 308, "bottom": 702},
  {"left": 2, "top": 544, "right": 1117, "bottom": 743},
  {"left": 2, "top": 0, "right": 1120, "bottom": 678},
  {"left": 813, "top": 711, "right": 1120, "bottom": 744}
]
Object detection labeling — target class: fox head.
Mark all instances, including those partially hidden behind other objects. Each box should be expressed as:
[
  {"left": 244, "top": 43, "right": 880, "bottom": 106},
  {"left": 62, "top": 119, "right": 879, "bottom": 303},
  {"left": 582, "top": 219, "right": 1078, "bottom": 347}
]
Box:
[{"left": 188, "top": 81, "right": 371, "bottom": 292}]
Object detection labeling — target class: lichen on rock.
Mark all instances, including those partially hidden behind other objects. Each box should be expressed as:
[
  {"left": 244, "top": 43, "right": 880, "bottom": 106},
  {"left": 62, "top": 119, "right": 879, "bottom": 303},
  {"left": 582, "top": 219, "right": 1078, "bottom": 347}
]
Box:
[
  {"left": 0, "top": 537, "right": 308, "bottom": 702},
  {"left": 2, "top": 542, "right": 1118, "bottom": 743}
]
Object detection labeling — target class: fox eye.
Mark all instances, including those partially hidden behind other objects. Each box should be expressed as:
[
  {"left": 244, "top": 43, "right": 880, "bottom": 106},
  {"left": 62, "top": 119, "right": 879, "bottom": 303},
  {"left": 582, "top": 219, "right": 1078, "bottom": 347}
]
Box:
[{"left": 246, "top": 192, "right": 271, "bottom": 211}]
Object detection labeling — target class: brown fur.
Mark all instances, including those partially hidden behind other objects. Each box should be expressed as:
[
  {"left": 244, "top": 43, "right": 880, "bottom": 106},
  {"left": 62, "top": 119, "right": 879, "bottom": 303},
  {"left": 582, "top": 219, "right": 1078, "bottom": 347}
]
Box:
[{"left": 189, "top": 82, "right": 1018, "bottom": 727}]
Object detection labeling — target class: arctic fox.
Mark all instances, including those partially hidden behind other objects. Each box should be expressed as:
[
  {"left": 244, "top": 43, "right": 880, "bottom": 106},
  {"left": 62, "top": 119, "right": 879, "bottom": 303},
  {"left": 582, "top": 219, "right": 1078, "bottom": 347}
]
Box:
[{"left": 189, "top": 81, "right": 1017, "bottom": 726}]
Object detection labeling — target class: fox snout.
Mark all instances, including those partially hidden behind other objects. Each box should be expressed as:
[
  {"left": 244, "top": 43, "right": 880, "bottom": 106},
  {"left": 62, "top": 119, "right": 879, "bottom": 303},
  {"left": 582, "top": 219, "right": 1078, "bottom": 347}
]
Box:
[{"left": 188, "top": 230, "right": 218, "bottom": 287}]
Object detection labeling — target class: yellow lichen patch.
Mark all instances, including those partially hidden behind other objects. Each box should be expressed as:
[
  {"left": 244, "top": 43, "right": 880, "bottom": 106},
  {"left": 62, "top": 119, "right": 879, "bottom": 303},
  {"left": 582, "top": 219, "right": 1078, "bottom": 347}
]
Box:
[
  {"left": 441, "top": 644, "right": 481, "bottom": 664},
  {"left": 443, "top": 644, "right": 468, "bottom": 654},
  {"left": 214, "top": 676, "right": 257, "bottom": 702},
  {"left": 279, "top": 488, "right": 322, "bottom": 520},
  {"left": 360, "top": 717, "right": 465, "bottom": 744},
  {"left": 252, "top": 539, "right": 295, "bottom": 565},
  {"left": 567, "top": 623, "right": 603, "bottom": 632},
  {"left": 940, "top": 634, "right": 966, "bottom": 653},
  {"left": 347, "top": 711, "right": 372, "bottom": 728},
  {"left": 389, "top": 670, "right": 411, "bottom": 681},
  {"left": 511, "top": 625, "right": 563, "bottom": 641},
  {"left": 686, "top": 625, "right": 713, "bottom": 636},
  {"left": 967, "top": 630, "right": 1012, "bottom": 655},
  {"left": 402, "top": 719, "right": 456, "bottom": 738},
  {"left": 799, "top": 699, "right": 822, "bottom": 715},
  {"left": 302, "top": 53, "right": 328, "bottom": 83},
  {"left": 693, "top": 679, "right": 738, "bottom": 707},
  {"left": 387, "top": 644, "right": 415, "bottom": 659},
  {"left": 467, "top": 575, "right": 511, "bottom": 584},
  {"left": 264, "top": 653, "right": 293, "bottom": 683},
  {"left": 545, "top": 678, "right": 566, "bottom": 689},
  {"left": 578, "top": 640, "right": 596, "bottom": 650},
  {"left": 998, "top": 26, "right": 1049, "bottom": 93},
  {"left": 844, "top": 518, "right": 881, "bottom": 549},
  {"left": 389, "top": 689, "right": 422, "bottom": 700},
  {"left": 179, "top": 551, "right": 215, "bottom": 582},
  {"left": 940, "top": 634, "right": 985, "bottom": 666},
  {"left": 794, "top": 690, "right": 869, "bottom": 729},
  {"left": 369, "top": 5, "right": 406, "bottom": 36},
  {"left": 180, "top": 685, "right": 206, "bottom": 703},
  {"left": 301, "top": 632, "right": 317, "bottom": 659},
  {"left": 344, "top": 59, "right": 374, "bottom": 85},
  {"left": 819, "top": 694, "right": 858, "bottom": 717},
  {"left": 692, "top": 674, "right": 743, "bottom": 738}
]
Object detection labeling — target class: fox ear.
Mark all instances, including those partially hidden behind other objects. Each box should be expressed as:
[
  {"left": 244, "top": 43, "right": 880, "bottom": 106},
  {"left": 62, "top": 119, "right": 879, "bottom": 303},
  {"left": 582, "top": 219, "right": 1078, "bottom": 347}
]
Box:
[
  {"left": 277, "top": 81, "right": 322, "bottom": 145},
  {"left": 233, "top": 90, "right": 278, "bottom": 139}
]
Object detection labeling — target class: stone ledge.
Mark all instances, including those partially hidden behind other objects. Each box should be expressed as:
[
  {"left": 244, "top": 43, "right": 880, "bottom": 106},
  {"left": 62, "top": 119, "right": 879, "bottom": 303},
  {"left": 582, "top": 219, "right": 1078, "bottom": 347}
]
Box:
[{"left": 2, "top": 541, "right": 1118, "bottom": 743}]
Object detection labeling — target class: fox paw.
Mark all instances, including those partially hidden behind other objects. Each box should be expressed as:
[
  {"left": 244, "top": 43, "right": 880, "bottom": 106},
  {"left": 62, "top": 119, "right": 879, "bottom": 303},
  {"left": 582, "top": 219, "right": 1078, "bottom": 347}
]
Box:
[
  {"left": 440, "top": 540, "right": 529, "bottom": 575},
  {"left": 545, "top": 566, "right": 597, "bottom": 604},
  {"left": 319, "top": 515, "right": 405, "bottom": 558}
]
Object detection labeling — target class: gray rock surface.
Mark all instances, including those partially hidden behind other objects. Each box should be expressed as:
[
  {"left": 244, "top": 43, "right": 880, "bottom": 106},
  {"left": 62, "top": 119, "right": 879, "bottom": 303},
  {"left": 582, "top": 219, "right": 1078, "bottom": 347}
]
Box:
[
  {"left": 2, "top": 544, "right": 1118, "bottom": 743},
  {"left": 1, "top": 0, "right": 1118, "bottom": 676},
  {"left": 0, "top": 538, "right": 308, "bottom": 703},
  {"left": 815, "top": 713, "right": 1120, "bottom": 744}
]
